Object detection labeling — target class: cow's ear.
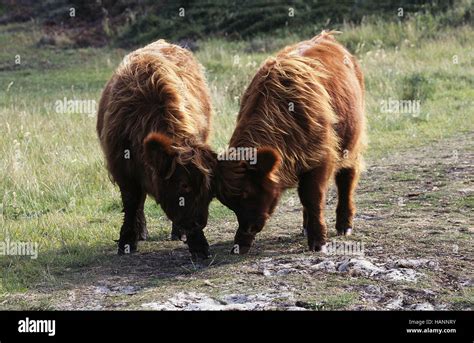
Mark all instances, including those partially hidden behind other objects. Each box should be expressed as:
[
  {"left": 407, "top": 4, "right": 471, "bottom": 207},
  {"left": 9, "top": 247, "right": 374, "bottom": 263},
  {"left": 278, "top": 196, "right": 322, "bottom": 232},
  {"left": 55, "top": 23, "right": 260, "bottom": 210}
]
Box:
[
  {"left": 144, "top": 132, "right": 177, "bottom": 177},
  {"left": 255, "top": 147, "right": 281, "bottom": 182}
]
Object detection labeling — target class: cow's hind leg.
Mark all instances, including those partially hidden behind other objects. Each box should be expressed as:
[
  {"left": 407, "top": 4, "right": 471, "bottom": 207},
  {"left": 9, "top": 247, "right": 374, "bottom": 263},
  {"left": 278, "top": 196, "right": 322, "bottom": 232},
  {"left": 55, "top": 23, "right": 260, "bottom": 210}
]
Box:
[
  {"left": 117, "top": 183, "right": 147, "bottom": 254},
  {"left": 298, "top": 163, "right": 333, "bottom": 252},
  {"left": 335, "top": 167, "right": 360, "bottom": 236}
]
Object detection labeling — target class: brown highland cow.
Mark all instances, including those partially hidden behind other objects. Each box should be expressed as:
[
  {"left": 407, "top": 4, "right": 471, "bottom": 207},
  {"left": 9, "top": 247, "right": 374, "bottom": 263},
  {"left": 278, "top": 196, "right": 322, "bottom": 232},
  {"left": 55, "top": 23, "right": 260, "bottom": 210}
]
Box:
[
  {"left": 214, "top": 31, "right": 367, "bottom": 254},
  {"left": 97, "top": 40, "right": 216, "bottom": 258}
]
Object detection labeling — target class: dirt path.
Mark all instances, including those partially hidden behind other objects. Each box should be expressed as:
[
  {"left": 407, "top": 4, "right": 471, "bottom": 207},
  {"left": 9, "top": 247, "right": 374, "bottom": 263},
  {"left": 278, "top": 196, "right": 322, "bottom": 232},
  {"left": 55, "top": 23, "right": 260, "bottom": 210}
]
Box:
[{"left": 5, "top": 134, "right": 473, "bottom": 310}]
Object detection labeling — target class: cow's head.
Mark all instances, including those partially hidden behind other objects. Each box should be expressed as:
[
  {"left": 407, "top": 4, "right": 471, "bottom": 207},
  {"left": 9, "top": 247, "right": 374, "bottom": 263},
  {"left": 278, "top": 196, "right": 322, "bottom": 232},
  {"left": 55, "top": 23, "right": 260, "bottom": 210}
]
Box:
[
  {"left": 215, "top": 147, "right": 282, "bottom": 254},
  {"left": 144, "top": 132, "right": 216, "bottom": 259}
]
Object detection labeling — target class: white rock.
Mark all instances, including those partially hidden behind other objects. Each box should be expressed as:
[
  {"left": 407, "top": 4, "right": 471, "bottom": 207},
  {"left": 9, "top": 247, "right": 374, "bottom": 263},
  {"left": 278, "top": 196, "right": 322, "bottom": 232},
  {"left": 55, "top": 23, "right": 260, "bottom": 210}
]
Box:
[
  {"left": 394, "top": 258, "right": 430, "bottom": 268},
  {"left": 276, "top": 269, "right": 294, "bottom": 276},
  {"left": 311, "top": 260, "right": 336, "bottom": 272},
  {"left": 386, "top": 294, "right": 404, "bottom": 310},
  {"left": 410, "top": 302, "right": 434, "bottom": 311},
  {"left": 142, "top": 291, "right": 296, "bottom": 311},
  {"left": 337, "top": 258, "right": 384, "bottom": 275},
  {"left": 380, "top": 268, "right": 419, "bottom": 282}
]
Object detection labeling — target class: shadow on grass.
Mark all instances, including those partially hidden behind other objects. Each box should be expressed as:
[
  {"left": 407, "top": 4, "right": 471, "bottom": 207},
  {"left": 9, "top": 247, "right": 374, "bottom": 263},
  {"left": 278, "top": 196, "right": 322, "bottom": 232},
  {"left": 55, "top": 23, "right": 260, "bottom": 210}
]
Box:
[{"left": 0, "top": 234, "right": 307, "bottom": 295}]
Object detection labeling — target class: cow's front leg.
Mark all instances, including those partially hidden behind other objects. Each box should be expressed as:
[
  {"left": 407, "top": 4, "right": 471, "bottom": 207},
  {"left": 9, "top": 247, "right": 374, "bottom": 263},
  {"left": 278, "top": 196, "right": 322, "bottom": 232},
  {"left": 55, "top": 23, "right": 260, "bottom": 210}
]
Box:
[
  {"left": 231, "top": 228, "right": 256, "bottom": 255},
  {"left": 186, "top": 229, "right": 210, "bottom": 260},
  {"left": 298, "top": 163, "right": 333, "bottom": 252},
  {"left": 117, "top": 185, "right": 146, "bottom": 255}
]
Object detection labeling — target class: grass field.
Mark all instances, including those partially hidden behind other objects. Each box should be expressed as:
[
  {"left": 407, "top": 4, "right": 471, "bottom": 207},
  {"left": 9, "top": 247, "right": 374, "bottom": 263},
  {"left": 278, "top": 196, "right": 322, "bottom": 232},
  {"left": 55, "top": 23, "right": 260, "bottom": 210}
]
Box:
[{"left": 0, "top": 18, "right": 472, "bottom": 309}]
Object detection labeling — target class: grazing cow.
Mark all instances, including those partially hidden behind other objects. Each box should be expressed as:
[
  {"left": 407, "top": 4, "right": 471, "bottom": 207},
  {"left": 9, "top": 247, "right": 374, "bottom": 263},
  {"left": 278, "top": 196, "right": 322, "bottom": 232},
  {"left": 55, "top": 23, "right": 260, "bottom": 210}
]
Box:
[
  {"left": 97, "top": 40, "right": 216, "bottom": 258},
  {"left": 214, "top": 31, "right": 367, "bottom": 254}
]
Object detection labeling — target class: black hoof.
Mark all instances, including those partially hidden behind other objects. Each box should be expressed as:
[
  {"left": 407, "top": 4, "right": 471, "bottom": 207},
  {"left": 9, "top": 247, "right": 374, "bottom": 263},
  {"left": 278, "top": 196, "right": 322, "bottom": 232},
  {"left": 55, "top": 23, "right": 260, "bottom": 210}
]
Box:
[
  {"left": 308, "top": 242, "right": 327, "bottom": 253},
  {"left": 186, "top": 230, "right": 210, "bottom": 260},
  {"left": 190, "top": 248, "right": 211, "bottom": 260},
  {"left": 337, "top": 227, "right": 353, "bottom": 236}
]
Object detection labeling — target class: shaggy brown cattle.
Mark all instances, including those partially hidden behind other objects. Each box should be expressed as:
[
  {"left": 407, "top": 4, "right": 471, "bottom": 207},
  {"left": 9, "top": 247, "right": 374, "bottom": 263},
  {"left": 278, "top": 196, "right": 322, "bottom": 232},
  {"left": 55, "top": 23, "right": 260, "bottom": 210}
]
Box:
[
  {"left": 97, "top": 40, "right": 216, "bottom": 258},
  {"left": 214, "top": 31, "right": 367, "bottom": 254}
]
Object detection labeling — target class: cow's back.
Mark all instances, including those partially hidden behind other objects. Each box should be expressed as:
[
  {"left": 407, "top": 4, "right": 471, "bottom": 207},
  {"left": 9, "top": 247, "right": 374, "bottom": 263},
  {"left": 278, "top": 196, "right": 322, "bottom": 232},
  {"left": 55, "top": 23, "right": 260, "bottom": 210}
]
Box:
[
  {"left": 279, "top": 32, "right": 366, "bottom": 164},
  {"left": 97, "top": 40, "right": 212, "bottom": 187}
]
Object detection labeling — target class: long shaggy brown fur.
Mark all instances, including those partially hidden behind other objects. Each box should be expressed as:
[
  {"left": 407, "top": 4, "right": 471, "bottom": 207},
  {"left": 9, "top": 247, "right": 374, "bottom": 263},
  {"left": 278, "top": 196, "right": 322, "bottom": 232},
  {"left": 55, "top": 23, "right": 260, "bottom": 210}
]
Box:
[
  {"left": 98, "top": 40, "right": 212, "bottom": 180},
  {"left": 97, "top": 40, "right": 214, "bottom": 257},
  {"left": 215, "top": 31, "right": 367, "bottom": 254},
  {"left": 227, "top": 31, "right": 365, "bottom": 188}
]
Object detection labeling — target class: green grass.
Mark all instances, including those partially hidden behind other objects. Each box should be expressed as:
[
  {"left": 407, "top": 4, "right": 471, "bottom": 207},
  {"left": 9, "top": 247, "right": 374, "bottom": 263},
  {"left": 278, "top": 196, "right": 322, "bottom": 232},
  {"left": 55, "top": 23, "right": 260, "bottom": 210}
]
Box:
[
  {"left": 296, "top": 291, "right": 359, "bottom": 310},
  {"left": 111, "top": 0, "right": 471, "bottom": 44},
  {"left": 0, "top": 18, "right": 473, "bottom": 295},
  {"left": 440, "top": 288, "right": 474, "bottom": 311}
]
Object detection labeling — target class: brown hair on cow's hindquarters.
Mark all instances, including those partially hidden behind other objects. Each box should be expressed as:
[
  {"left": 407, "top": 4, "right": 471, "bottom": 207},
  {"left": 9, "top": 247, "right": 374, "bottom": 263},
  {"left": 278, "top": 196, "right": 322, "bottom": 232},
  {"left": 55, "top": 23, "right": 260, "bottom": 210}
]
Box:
[
  {"left": 97, "top": 40, "right": 216, "bottom": 258},
  {"left": 215, "top": 31, "right": 366, "bottom": 254}
]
